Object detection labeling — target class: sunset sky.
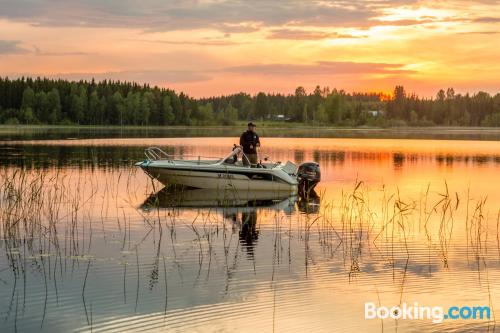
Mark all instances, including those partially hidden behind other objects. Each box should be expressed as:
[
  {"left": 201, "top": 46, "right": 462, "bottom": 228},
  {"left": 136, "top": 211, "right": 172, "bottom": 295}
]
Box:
[{"left": 0, "top": 0, "right": 499, "bottom": 97}]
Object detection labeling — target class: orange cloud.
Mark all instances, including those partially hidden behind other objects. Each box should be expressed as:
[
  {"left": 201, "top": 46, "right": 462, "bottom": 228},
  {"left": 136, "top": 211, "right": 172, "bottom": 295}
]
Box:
[{"left": 0, "top": 0, "right": 498, "bottom": 97}]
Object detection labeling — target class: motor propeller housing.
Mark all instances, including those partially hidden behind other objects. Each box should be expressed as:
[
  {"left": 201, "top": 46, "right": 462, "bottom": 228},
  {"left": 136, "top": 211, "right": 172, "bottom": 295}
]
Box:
[{"left": 297, "top": 162, "right": 321, "bottom": 198}]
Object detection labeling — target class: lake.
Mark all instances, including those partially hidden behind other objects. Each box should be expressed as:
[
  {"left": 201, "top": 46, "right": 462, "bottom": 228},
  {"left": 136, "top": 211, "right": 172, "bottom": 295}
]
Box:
[{"left": 1, "top": 127, "right": 500, "bottom": 332}]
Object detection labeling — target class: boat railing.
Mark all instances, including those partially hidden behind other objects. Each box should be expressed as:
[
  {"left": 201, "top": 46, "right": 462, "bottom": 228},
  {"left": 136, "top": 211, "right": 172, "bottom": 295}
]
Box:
[
  {"left": 144, "top": 147, "right": 223, "bottom": 164},
  {"left": 256, "top": 149, "right": 276, "bottom": 164},
  {"left": 145, "top": 147, "right": 171, "bottom": 161},
  {"left": 144, "top": 146, "right": 277, "bottom": 167}
]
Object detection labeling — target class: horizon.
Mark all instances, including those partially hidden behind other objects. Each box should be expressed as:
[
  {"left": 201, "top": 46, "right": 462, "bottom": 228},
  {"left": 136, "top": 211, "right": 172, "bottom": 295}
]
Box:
[{"left": 0, "top": 1, "right": 499, "bottom": 98}]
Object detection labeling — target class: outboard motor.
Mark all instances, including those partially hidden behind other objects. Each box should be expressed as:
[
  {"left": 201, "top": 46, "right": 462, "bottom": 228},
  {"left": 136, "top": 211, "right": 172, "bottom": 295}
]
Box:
[{"left": 297, "top": 162, "right": 321, "bottom": 199}]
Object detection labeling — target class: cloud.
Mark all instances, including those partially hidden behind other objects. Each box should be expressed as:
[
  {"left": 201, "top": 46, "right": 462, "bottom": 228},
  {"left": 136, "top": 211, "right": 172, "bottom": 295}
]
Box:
[
  {"left": 0, "top": 40, "right": 29, "bottom": 54},
  {"left": 49, "top": 69, "right": 212, "bottom": 85},
  {"left": 33, "top": 45, "right": 89, "bottom": 56},
  {"left": 473, "top": 17, "right": 500, "bottom": 23},
  {"left": 0, "top": 0, "right": 394, "bottom": 32},
  {"left": 135, "top": 39, "right": 245, "bottom": 46},
  {"left": 457, "top": 31, "right": 500, "bottom": 35},
  {"left": 266, "top": 28, "right": 363, "bottom": 40},
  {"left": 210, "top": 22, "right": 262, "bottom": 34},
  {"left": 6, "top": 61, "right": 413, "bottom": 89},
  {"left": 371, "top": 18, "right": 437, "bottom": 26},
  {"left": 0, "top": 1, "right": 496, "bottom": 35},
  {"left": 222, "top": 61, "right": 414, "bottom": 76},
  {"left": 8, "top": 0, "right": 485, "bottom": 35},
  {"left": 370, "top": 15, "right": 468, "bottom": 28}
]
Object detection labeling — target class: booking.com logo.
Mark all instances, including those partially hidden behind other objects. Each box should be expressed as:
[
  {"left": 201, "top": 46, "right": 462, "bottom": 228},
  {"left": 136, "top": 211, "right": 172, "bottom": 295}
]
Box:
[{"left": 365, "top": 302, "right": 491, "bottom": 323}]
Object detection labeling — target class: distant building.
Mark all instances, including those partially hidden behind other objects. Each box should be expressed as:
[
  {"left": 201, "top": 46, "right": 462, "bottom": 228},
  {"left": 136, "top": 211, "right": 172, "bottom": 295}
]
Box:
[
  {"left": 271, "top": 114, "right": 291, "bottom": 121},
  {"left": 365, "top": 110, "right": 382, "bottom": 117}
]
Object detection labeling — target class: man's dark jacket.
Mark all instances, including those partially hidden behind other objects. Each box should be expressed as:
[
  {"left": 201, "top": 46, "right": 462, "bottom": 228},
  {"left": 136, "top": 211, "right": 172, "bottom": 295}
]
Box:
[{"left": 239, "top": 130, "right": 260, "bottom": 154}]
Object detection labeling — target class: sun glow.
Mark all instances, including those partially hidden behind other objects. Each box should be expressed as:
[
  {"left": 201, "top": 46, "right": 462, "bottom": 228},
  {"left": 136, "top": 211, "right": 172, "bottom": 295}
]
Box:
[{"left": 376, "top": 7, "right": 456, "bottom": 22}]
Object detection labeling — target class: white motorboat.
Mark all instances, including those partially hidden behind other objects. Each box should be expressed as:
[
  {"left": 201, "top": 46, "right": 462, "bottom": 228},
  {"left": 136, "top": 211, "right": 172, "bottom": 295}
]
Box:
[{"left": 135, "top": 146, "right": 320, "bottom": 197}]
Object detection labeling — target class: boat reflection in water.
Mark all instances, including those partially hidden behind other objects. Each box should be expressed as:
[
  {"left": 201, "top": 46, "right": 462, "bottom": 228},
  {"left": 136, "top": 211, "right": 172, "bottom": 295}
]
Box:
[
  {"left": 141, "top": 186, "right": 321, "bottom": 213},
  {"left": 141, "top": 186, "right": 300, "bottom": 211},
  {"left": 238, "top": 211, "right": 259, "bottom": 258},
  {"left": 141, "top": 186, "right": 321, "bottom": 257},
  {"left": 297, "top": 195, "right": 320, "bottom": 214}
]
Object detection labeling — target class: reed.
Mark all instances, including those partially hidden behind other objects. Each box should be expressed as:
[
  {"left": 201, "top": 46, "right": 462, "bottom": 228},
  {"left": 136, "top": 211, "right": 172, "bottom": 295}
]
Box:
[{"left": 1, "top": 166, "right": 500, "bottom": 330}]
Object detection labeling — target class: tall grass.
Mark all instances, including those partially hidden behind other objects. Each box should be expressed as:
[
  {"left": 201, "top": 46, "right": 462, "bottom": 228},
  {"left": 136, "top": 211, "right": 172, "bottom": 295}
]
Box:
[{"left": 1, "top": 167, "right": 499, "bottom": 329}]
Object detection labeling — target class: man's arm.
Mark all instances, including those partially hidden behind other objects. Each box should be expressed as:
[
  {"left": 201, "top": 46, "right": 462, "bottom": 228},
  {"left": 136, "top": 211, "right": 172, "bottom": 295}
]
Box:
[
  {"left": 239, "top": 133, "right": 245, "bottom": 146},
  {"left": 255, "top": 133, "right": 261, "bottom": 147}
]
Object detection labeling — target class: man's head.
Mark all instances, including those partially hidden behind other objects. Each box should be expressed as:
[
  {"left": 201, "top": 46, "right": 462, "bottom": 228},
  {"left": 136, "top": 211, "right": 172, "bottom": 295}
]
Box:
[{"left": 247, "top": 122, "right": 256, "bottom": 132}]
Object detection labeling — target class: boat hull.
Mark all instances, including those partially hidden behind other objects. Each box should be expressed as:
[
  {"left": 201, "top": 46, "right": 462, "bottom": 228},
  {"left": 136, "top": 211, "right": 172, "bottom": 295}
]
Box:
[{"left": 139, "top": 164, "right": 298, "bottom": 195}]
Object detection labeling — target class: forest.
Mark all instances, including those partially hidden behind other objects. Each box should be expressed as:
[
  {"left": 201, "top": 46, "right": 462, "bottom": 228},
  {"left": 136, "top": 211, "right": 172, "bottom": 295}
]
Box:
[{"left": 0, "top": 77, "right": 499, "bottom": 127}]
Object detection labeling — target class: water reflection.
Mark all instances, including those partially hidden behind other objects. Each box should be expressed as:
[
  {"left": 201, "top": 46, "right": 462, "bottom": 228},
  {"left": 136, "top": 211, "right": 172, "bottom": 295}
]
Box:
[
  {"left": 1, "top": 136, "right": 500, "bottom": 332},
  {"left": 142, "top": 187, "right": 298, "bottom": 210},
  {"left": 2, "top": 141, "right": 500, "bottom": 171},
  {"left": 141, "top": 187, "right": 317, "bottom": 261},
  {"left": 297, "top": 196, "right": 321, "bottom": 214},
  {"left": 239, "top": 211, "right": 259, "bottom": 259},
  {"left": 2, "top": 126, "right": 500, "bottom": 141}
]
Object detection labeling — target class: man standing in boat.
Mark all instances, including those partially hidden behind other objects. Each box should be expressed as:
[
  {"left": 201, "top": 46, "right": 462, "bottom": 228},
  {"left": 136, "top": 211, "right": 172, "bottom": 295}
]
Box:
[{"left": 240, "top": 122, "right": 260, "bottom": 166}]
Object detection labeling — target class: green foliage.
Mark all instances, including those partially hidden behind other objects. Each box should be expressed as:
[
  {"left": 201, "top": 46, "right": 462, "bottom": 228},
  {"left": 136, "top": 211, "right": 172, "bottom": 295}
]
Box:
[
  {"left": 197, "top": 103, "right": 214, "bottom": 125},
  {"left": 161, "top": 95, "right": 175, "bottom": 125},
  {"left": 482, "top": 113, "right": 500, "bottom": 126},
  {"left": 89, "top": 90, "right": 103, "bottom": 124},
  {"left": 5, "top": 117, "right": 20, "bottom": 125},
  {"left": 254, "top": 92, "right": 268, "bottom": 120},
  {"left": 0, "top": 77, "right": 499, "bottom": 127},
  {"left": 21, "top": 87, "right": 35, "bottom": 110},
  {"left": 46, "top": 89, "right": 61, "bottom": 124},
  {"left": 21, "top": 107, "right": 36, "bottom": 124},
  {"left": 69, "top": 86, "right": 84, "bottom": 124},
  {"left": 315, "top": 104, "right": 328, "bottom": 124},
  {"left": 224, "top": 103, "right": 238, "bottom": 125}
]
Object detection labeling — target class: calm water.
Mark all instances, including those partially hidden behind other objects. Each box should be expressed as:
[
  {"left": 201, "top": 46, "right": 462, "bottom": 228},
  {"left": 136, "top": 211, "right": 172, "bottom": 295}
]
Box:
[{"left": 1, "top": 129, "right": 500, "bottom": 332}]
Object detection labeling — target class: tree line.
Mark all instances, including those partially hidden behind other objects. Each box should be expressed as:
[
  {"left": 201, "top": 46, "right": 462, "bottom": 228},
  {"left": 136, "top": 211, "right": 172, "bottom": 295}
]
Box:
[{"left": 0, "top": 77, "right": 499, "bottom": 127}]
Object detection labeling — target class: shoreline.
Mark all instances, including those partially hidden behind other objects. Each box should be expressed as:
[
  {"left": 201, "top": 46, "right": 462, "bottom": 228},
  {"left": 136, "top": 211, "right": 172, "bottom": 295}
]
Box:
[
  {"left": 1, "top": 124, "right": 500, "bottom": 132},
  {"left": 1, "top": 125, "right": 500, "bottom": 142}
]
